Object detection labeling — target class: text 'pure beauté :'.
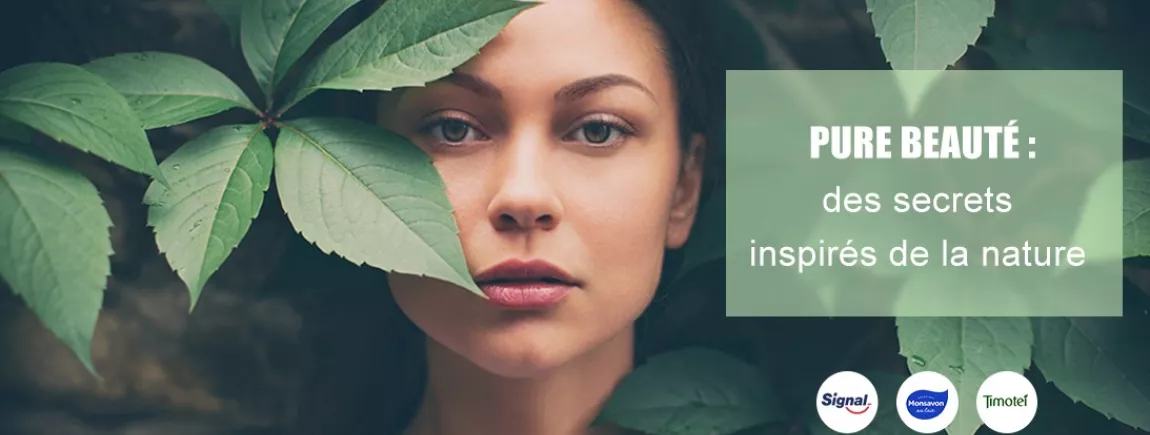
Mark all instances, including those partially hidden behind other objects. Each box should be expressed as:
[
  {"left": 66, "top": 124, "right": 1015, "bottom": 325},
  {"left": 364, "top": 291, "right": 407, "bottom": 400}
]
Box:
[{"left": 810, "top": 122, "right": 1036, "bottom": 160}]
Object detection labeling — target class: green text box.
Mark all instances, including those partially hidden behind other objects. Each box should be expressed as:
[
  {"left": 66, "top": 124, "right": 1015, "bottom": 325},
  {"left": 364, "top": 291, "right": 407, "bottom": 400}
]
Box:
[{"left": 726, "top": 70, "right": 1123, "bottom": 317}]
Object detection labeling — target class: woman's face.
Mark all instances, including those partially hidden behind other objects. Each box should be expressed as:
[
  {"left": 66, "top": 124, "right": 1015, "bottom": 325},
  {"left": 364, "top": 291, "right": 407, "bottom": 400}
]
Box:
[{"left": 378, "top": 0, "right": 703, "bottom": 378}]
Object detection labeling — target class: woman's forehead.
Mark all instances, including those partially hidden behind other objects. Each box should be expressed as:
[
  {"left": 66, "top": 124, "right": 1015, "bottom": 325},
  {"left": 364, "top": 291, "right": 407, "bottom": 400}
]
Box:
[{"left": 453, "top": 0, "right": 671, "bottom": 94}]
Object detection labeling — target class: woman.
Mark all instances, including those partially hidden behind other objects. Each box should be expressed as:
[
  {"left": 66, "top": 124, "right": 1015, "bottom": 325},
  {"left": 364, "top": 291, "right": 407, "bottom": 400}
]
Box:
[{"left": 375, "top": 0, "right": 720, "bottom": 433}]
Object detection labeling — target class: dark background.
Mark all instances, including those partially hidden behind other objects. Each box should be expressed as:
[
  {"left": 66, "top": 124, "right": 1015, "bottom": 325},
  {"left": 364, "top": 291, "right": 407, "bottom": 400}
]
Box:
[{"left": 0, "top": 0, "right": 1148, "bottom": 434}]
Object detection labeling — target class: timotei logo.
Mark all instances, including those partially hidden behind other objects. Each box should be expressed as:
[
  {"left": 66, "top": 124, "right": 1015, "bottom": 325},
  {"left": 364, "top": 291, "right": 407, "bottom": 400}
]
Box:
[
  {"left": 821, "top": 392, "right": 873, "bottom": 415},
  {"left": 976, "top": 372, "right": 1038, "bottom": 433},
  {"left": 983, "top": 394, "right": 1029, "bottom": 408}
]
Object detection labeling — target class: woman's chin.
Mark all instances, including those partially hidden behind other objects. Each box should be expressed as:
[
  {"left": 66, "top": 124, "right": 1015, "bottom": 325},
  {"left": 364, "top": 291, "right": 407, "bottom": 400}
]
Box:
[{"left": 468, "top": 342, "right": 575, "bottom": 379}]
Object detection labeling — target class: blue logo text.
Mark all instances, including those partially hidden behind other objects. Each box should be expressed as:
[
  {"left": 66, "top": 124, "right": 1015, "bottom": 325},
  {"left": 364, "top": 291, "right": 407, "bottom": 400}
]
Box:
[{"left": 906, "top": 389, "right": 949, "bottom": 420}]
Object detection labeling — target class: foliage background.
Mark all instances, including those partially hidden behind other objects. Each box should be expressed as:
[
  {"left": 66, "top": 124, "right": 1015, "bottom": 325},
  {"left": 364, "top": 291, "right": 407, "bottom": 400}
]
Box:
[{"left": 0, "top": 0, "right": 1147, "bottom": 434}]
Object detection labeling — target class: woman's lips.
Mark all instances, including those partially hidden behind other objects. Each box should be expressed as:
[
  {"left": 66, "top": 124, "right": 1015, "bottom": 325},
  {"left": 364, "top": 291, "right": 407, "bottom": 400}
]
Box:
[
  {"left": 473, "top": 259, "right": 578, "bottom": 309},
  {"left": 479, "top": 281, "right": 574, "bottom": 309}
]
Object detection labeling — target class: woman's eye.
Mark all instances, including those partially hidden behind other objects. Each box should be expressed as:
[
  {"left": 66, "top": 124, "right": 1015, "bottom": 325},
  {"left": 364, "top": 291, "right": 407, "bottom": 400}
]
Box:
[
  {"left": 582, "top": 123, "right": 612, "bottom": 144},
  {"left": 568, "top": 120, "right": 632, "bottom": 147},
  {"left": 427, "top": 118, "right": 487, "bottom": 146},
  {"left": 440, "top": 119, "right": 470, "bottom": 142}
]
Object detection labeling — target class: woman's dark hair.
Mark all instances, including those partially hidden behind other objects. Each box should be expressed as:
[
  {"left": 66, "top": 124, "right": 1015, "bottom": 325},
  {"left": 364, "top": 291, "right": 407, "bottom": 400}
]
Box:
[
  {"left": 632, "top": 0, "right": 715, "bottom": 153},
  {"left": 632, "top": 0, "right": 725, "bottom": 204},
  {"left": 628, "top": 0, "right": 724, "bottom": 361}
]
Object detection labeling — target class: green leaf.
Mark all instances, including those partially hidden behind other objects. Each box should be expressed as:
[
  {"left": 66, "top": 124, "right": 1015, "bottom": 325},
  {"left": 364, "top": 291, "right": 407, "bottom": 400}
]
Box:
[
  {"left": 274, "top": 117, "right": 477, "bottom": 295},
  {"left": 241, "top": 0, "right": 361, "bottom": 104},
  {"left": 0, "top": 115, "right": 34, "bottom": 144},
  {"left": 1067, "top": 160, "right": 1127, "bottom": 260},
  {"left": 281, "top": 0, "right": 534, "bottom": 113},
  {"left": 866, "top": 0, "right": 995, "bottom": 70},
  {"left": 599, "top": 347, "right": 784, "bottom": 435},
  {"left": 0, "top": 63, "right": 164, "bottom": 182},
  {"left": 674, "top": 187, "right": 724, "bottom": 283},
  {"left": 84, "top": 52, "right": 257, "bottom": 129},
  {"left": 0, "top": 144, "right": 111, "bottom": 375},
  {"left": 809, "top": 371, "right": 917, "bottom": 435},
  {"left": 207, "top": 0, "right": 243, "bottom": 44},
  {"left": 1125, "top": 162, "right": 1150, "bottom": 258},
  {"left": 1033, "top": 316, "right": 1150, "bottom": 431},
  {"left": 144, "top": 124, "right": 273, "bottom": 311},
  {"left": 896, "top": 317, "right": 1034, "bottom": 435}
]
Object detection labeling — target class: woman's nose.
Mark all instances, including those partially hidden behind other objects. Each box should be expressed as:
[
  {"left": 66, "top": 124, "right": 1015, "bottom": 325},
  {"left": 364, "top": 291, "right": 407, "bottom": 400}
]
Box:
[{"left": 486, "top": 135, "right": 563, "bottom": 232}]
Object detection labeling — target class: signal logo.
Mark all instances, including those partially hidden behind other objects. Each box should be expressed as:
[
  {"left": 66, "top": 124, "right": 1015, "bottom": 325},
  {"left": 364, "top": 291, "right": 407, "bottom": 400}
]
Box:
[
  {"left": 897, "top": 371, "right": 959, "bottom": 433},
  {"left": 822, "top": 392, "right": 873, "bottom": 414},
  {"left": 816, "top": 371, "right": 878, "bottom": 433}
]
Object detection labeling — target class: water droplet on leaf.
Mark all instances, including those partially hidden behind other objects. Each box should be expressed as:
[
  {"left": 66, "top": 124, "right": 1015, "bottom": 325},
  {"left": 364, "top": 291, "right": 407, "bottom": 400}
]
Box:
[
  {"left": 189, "top": 220, "right": 202, "bottom": 232},
  {"left": 70, "top": 98, "right": 81, "bottom": 104},
  {"left": 949, "top": 365, "right": 964, "bottom": 375},
  {"left": 172, "top": 164, "right": 181, "bottom": 171},
  {"left": 233, "top": 126, "right": 243, "bottom": 132},
  {"left": 911, "top": 355, "right": 927, "bottom": 367}
]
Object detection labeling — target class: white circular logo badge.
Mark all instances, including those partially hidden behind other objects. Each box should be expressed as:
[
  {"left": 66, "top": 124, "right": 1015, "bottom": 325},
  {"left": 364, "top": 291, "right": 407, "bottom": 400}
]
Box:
[
  {"left": 976, "top": 371, "right": 1038, "bottom": 433},
  {"left": 816, "top": 371, "right": 879, "bottom": 433},
  {"left": 897, "top": 371, "right": 960, "bottom": 433}
]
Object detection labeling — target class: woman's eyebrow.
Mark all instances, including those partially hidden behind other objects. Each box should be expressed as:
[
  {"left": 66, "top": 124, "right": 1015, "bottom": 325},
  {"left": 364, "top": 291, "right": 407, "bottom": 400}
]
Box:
[
  {"left": 555, "top": 74, "right": 655, "bottom": 103},
  {"left": 440, "top": 72, "right": 656, "bottom": 104},
  {"left": 443, "top": 73, "right": 502, "bottom": 99}
]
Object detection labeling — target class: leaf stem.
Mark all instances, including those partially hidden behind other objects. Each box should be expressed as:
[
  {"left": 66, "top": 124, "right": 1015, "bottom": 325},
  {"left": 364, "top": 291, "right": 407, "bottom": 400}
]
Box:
[{"left": 259, "top": 110, "right": 277, "bottom": 130}]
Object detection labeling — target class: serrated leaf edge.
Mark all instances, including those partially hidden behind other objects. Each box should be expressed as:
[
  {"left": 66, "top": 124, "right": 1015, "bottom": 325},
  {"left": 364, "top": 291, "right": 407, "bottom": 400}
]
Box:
[
  {"left": 145, "top": 124, "right": 272, "bottom": 311},
  {"left": 274, "top": 120, "right": 480, "bottom": 295},
  {"left": 280, "top": 2, "right": 536, "bottom": 113}
]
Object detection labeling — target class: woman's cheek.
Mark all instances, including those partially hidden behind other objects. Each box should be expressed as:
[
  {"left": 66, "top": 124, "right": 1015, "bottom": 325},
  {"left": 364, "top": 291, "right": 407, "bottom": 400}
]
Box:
[
  {"left": 435, "top": 157, "right": 493, "bottom": 237},
  {"left": 570, "top": 152, "right": 678, "bottom": 290}
]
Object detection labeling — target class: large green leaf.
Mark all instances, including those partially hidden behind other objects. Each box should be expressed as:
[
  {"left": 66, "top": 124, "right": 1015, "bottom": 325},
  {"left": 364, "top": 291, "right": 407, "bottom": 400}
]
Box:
[
  {"left": 274, "top": 117, "right": 477, "bottom": 295},
  {"left": 896, "top": 317, "right": 1034, "bottom": 435},
  {"left": 1125, "top": 162, "right": 1148, "bottom": 258},
  {"left": 85, "top": 52, "right": 257, "bottom": 129},
  {"left": 0, "top": 115, "right": 33, "bottom": 144},
  {"left": 241, "top": 0, "right": 361, "bottom": 104},
  {"left": 144, "top": 124, "right": 273, "bottom": 311},
  {"left": 0, "top": 144, "right": 111, "bottom": 374},
  {"left": 598, "top": 347, "right": 785, "bottom": 435},
  {"left": 0, "top": 63, "right": 164, "bottom": 182},
  {"left": 1033, "top": 316, "right": 1150, "bottom": 431},
  {"left": 280, "top": 0, "right": 534, "bottom": 112},
  {"left": 1068, "top": 160, "right": 1133, "bottom": 260},
  {"left": 866, "top": 0, "right": 995, "bottom": 70}
]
